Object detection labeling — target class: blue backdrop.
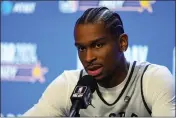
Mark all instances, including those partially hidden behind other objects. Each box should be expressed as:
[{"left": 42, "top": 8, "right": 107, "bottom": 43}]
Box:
[{"left": 1, "top": 1, "right": 175, "bottom": 117}]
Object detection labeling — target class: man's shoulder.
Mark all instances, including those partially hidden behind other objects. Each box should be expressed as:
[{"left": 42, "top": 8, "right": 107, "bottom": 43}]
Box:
[
  {"left": 136, "top": 61, "right": 169, "bottom": 72},
  {"left": 138, "top": 61, "right": 173, "bottom": 82},
  {"left": 45, "top": 69, "right": 83, "bottom": 95},
  {"left": 53, "top": 69, "right": 83, "bottom": 85},
  {"left": 62, "top": 69, "right": 82, "bottom": 76},
  {"left": 146, "top": 62, "right": 170, "bottom": 74},
  {"left": 135, "top": 61, "right": 172, "bottom": 80}
]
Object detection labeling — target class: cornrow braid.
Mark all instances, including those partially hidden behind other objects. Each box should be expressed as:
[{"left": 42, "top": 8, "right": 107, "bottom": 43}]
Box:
[{"left": 75, "top": 7, "right": 124, "bottom": 37}]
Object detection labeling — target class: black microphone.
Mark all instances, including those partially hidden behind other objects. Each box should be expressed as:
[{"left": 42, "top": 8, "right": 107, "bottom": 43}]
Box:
[{"left": 69, "top": 75, "right": 97, "bottom": 117}]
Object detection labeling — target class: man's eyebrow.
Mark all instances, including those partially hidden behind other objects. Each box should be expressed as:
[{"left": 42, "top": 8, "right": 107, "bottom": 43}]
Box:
[
  {"left": 74, "top": 37, "right": 106, "bottom": 46},
  {"left": 91, "top": 37, "right": 106, "bottom": 44},
  {"left": 74, "top": 42, "right": 82, "bottom": 47}
]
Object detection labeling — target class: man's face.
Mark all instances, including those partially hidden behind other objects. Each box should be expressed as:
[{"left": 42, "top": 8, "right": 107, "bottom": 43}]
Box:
[{"left": 74, "top": 23, "right": 122, "bottom": 80}]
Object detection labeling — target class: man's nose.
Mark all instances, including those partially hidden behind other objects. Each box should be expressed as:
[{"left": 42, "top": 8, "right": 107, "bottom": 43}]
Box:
[{"left": 85, "top": 49, "right": 96, "bottom": 63}]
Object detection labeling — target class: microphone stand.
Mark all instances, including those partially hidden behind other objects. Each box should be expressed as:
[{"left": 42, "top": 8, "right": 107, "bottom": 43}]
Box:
[{"left": 69, "top": 100, "right": 81, "bottom": 117}]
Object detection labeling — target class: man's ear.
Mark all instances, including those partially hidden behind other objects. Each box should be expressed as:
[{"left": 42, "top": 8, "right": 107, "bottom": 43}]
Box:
[{"left": 119, "top": 33, "right": 128, "bottom": 52}]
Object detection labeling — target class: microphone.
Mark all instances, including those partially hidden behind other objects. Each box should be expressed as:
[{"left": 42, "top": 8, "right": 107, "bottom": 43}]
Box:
[{"left": 69, "top": 75, "right": 97, "bottom": 117}]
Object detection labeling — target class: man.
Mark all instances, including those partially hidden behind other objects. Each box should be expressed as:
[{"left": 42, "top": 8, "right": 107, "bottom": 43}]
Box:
[{"left": 23, "top": 7, "right": 175, "bottom": 117}]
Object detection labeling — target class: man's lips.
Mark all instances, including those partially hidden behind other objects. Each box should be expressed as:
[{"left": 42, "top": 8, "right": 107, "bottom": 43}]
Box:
[{"left": 86, "top": 65, "right": 103, "bottom": 77}]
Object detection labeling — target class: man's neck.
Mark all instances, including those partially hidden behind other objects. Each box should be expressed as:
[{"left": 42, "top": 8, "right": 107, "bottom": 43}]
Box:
[{"left": 98, "top": 57, "right": 130, "bottom": 88}]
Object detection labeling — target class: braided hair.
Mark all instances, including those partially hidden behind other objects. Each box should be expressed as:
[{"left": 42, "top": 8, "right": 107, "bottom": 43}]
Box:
[{"left": 75, "top": 7, "right": 124, "bottom": 38}]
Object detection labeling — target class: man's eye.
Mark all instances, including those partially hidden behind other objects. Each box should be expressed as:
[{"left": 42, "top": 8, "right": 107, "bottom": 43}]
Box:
[
  {"left": 95, "top": 43, "right": 103, "bottom": 49},
  {"left": 78, "top": 47, "right": 86, "bottom": 52}
]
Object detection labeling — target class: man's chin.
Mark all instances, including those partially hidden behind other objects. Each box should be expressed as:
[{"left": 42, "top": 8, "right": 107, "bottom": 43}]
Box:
[{"left": 92, "top": 74, "right": 104, "bottom": 81}]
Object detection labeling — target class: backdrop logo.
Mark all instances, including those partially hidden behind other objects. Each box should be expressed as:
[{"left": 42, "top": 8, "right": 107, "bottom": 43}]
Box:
[
  {"left": 1, "top": 42, "right": 48, "bottom": 83},
  {"left": 98, "top": 1, "right": 156, "bottom": 13},
  {"left": 59, "top": 1, "right": 156, "bottom": 13},
  {"left": 59, "top": 1, "right": 78, "bottom": 13},
  {"left": 1, "top": 1, "right": 36, "bottom": 15},
  {"left": 1, "top": 1, "right": 13, "bottom": 15}
]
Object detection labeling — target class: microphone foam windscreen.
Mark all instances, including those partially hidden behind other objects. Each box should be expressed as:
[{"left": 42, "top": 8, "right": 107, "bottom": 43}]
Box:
[{"left": 77, "top": 75, "right": 97, "bottom": 93}]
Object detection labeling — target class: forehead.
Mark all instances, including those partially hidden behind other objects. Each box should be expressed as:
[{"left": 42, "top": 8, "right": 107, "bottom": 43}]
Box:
[{"left": 74, "top": 23, "right": 109, "bottom": 43}]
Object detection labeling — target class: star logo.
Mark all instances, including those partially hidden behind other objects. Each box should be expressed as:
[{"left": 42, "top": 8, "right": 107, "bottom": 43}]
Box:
[
  {"left": 139, "top": 1, "right": 156, "bottom": 13},
  {"left": 31, "top": 61, "right": 48, "bottom": 83}
]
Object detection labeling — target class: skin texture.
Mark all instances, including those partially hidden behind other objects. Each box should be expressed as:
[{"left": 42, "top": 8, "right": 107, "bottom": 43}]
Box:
[{"left": 74, "top": 22, "right": 130, "bottom": 88}]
